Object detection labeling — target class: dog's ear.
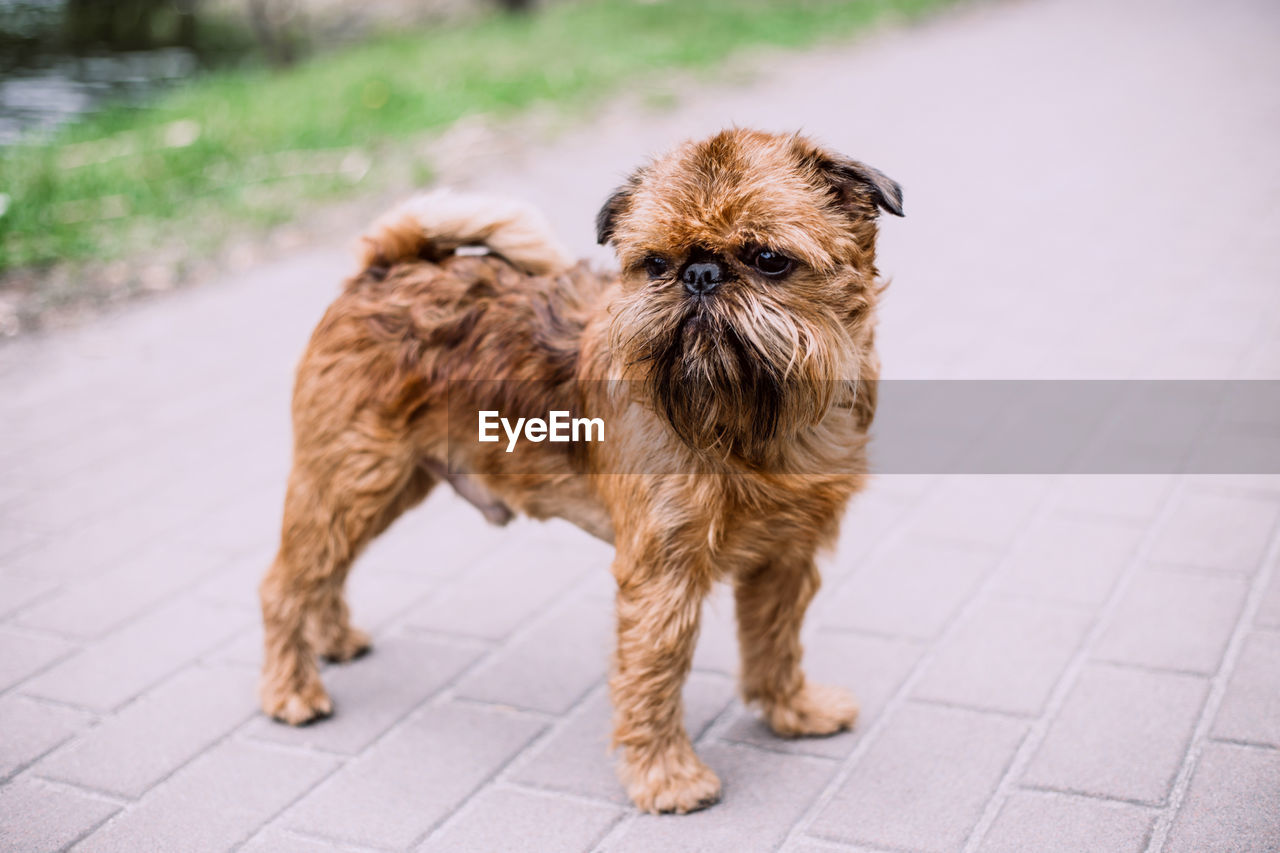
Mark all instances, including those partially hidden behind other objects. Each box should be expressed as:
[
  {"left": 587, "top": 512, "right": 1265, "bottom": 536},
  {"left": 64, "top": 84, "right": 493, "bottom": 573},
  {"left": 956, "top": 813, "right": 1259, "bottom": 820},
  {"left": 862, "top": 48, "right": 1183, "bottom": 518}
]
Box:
[
  {"left": 595, "top": 169, "right": 645, "bottom": 245},
  {"left": 819, "top": 155, "right": 904, "bottom": 218}
]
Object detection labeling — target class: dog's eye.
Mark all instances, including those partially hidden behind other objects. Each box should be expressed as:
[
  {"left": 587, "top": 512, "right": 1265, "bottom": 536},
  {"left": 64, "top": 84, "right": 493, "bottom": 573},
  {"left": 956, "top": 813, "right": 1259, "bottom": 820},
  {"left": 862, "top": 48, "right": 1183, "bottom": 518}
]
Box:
[
  {"left": 643, "top": 256, "right": 669, "bottom": 279},
  {"left": 751, "top": 249, "right": 792, "bottom": 277}
]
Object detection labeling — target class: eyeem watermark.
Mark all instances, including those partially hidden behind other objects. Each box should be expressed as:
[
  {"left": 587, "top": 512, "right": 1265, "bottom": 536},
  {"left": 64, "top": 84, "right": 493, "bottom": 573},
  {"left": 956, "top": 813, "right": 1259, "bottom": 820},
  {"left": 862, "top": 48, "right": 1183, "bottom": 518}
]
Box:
[{"left": 478, "top": 410, "right": 605, "bottom": 452}]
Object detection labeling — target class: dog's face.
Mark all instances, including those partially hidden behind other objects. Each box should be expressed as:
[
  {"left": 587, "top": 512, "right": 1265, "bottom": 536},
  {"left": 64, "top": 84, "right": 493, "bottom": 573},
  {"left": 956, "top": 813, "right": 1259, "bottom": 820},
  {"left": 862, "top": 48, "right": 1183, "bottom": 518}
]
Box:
[{"left": 597, "top": 129, "right": 903, "bottom": 461}]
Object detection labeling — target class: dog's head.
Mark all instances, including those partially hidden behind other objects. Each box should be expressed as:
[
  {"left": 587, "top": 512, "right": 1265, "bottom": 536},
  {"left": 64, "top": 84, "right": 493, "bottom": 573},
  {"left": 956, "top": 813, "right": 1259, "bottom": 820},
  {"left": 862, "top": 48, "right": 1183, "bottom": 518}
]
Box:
[{"left": 598, "top": 128, "right": 902, "bottom": 462}]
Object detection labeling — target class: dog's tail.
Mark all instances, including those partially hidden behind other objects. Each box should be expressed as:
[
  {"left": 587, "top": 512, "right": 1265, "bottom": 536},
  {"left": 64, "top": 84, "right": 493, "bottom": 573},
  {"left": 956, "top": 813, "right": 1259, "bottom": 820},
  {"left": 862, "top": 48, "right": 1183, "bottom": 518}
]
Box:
[{"left": 358, "top": 189, "right": 576, "bottom": 277}]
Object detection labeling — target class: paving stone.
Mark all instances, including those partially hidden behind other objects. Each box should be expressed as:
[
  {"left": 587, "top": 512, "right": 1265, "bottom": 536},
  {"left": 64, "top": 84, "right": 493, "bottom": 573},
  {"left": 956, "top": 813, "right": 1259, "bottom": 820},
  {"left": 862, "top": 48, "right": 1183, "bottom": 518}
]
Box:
[
  {"left": 809, "top": 703, "right": 1026, "bottom": 853},
  {"left": 824, "top": 491, "right": 917, "bottom": 581},
  {"left": 247, "top": 633, "right": 482, "bottom": 754},
  {"left": 1092, "top": 569, "right": 1248, "bottom": 674},
  {"left": 0, "top": 573, "right": 57, "bottom": 620},
  {"left": 74, "top": 739, "right": 337, "bottom": 853},
  {"left": 823, "top": 539, "right": 999, "bottom": 640},
  {"left": 0, "top": 697, "right": 91, "bottom": 780},
  {"left": 509, "top": 673, "right": 735, "bottom": 804},
  {"left": 1164, "top": 742, "right": 1280, "bottom": 853},
  {"left": 0, "top": 628, "right": 75, "bottom": 692},
  {"left": 1147, "top": 488, "right": 1279, "bottom": 573},
  {"left": 719, "top": 631, "right": 924, "bottom": 759},
  {"left": 978, "top": 791, "right": 1152, "bottom": 853},
  {"left": 0, "top": 778, "right": 118, "bottom": 853},
  {"left": 3, "top": 500, "right": 203, "bottom": 583},
  {"left": 991, "top": 514, "right": 1143, "bottom": 606},
  {"left": 904, "top": 477, "right": 1050, "bottom": 549},
  {"left": 402, "top": 534, "right": 599, "bottom": 641},
  {"left": 912, "top": 597, "right": 1092, "bottom": 716},
  {"left": 455, "top": 595, "right": 612, "bottom": 714},
  {"left": 20, "top": 598, "right": 248, "bottom": 712},
  {"left": 691, "top": 584, "right": 739, "bottom": 675},
  {"left": 1210, "top": 631, "right": 1280, "bottom": 747},
  {"left": 282, "top": 702, "right": 544, "bottom": 849},
  {"left": 13, "top": 542, "right": 231, "bottom": 639},
  {"left": 606, "top": 743, "right": 838, "bottom": 853},
  {"left": 239, "top": 828, "right": 356, "bottom": 852},
  {"left": 1051, "top": 475, "right": 1173, "bottom": 521},
  {"left": 36, "top": 664, "right": 257, "bottom": 798},
  {"left": 1255, "top": 562, "right": 1280, "bottom": 629},
  {"left": 1023, "top": 664, "right": 1206, "bottom": 803},
  {"left": 421, "top": 786, "right": 620, "bottom": 853}
]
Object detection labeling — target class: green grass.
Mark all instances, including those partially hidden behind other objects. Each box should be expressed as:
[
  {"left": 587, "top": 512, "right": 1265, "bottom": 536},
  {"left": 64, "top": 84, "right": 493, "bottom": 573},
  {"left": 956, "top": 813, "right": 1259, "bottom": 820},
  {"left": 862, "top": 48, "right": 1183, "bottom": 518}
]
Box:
[{"left": 0, "top": 0, "right": 954, "bottom": 273}]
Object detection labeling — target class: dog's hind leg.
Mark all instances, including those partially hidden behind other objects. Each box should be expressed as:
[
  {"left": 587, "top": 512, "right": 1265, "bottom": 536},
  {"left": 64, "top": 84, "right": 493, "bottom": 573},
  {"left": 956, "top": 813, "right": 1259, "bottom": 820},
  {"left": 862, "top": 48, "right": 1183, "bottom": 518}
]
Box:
[
  {"left": 734, "top": 557, "right": 859, "bottom": 737},
  {"left": 259, "top": 435, "right": 435, "bottom": 725}
]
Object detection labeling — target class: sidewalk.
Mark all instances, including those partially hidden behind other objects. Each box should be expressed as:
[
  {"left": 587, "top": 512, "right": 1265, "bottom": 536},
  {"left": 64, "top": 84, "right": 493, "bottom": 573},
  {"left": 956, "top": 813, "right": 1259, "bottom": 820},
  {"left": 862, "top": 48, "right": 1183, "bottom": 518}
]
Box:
[{"left": 2, "top": 0, "right": 1279, "bottom": 850}]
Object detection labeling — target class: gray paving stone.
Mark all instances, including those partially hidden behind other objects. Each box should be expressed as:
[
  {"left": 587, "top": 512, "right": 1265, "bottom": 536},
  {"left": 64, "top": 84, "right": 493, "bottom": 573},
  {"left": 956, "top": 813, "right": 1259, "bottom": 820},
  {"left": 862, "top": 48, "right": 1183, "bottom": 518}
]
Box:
[
  {"left": 454, "top": 595, "right": 612, "bottom": 715},
  {"left": 13, "top": 542, "right": 231, "bottom": 639},
  {"left": 823, "top": 539, "right": 999, "bottom": 640},
  {"left": 1210, "top": 631, "right": 1280, "bottom": 747},
  {"left": 691, "top": 584, "right": 739, "bottom": 675},
  {"left": 0, "top": 627, "right": 75, "bottom": 692},
  {"left": 824, "top": 490, "right": 917, "bottom": 581},
  {"left": 402, "top": 534, "right": 599, "bottom": 641},
  {"left": 1092, "top": 569, "right": 1248, "bottom": 674},
  {"left": 36, "top": 664, "right": 257, "bottom": 798},
  {"left": 1255, "top": 562, "right": 1280, "bottom": 629},
  {"left": 0, "top": 697, "right": 91, "bottom": 780},
  {"left": 991, "top": 514, "right": 1143, "bottom": 606},
  {"left": 282, "top": 702, "right": 544, "bottom": 849},
  {"left": 420, "top": 786, "right": 620, "bottom": 853},
  {"left": 809, "top": 703, "right": 1026, "bottom": 853},
  {"left": 239, "top": 828, "right": 356, "bottom": 852},
  {"left": 247, "top": 633, "right": 483, "bottom": 754},
  {"left": 0, "top": 778, "right": 119, "bottom": 853},
  {"left": 719, "top": 631, "right": 924, "bottom": 759},
  {"left": 1023, "top": 664, "right": 1206, "bottom": 803},
  {"left": 1051, "top": 475, "right": 1173, "bottom": 521},
  {"left": 0, "top": 573, "right": 57, "bottom": 620},
  {"left": 509, "top": 673, "right": 735, "bottom": 804},
  {"left": 904, "top": 477, "right": 1050, "bottom": 549},
  {"left": 912, "top": 597, "right": 1092, "bottom": 716},
  {"left": 978, "top": 790, "right": 1152, "bottom": 853},
  {"left": 1164, "top": 742, "right": 1280, "bottom": 853},
  {"left": 20, "top": 597, "right": 248, "bottom": 712},
  {"left": 3, "top": 499, "right": 203, "bottom": 583},
  {"left": 1147, "top": 488, "right": 1279, "bottom": 573},
  {"left": 606, "top": 743, "right": 838, "bottom": 853},
  {"left": 74, "top": 739, "right": 337, "bottom": 853}
]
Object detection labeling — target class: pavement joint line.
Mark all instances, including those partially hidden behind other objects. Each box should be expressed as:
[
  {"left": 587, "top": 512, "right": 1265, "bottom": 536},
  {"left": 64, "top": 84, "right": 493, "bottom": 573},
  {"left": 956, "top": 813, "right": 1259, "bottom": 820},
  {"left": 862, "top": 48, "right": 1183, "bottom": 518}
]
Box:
[
  {"left": 1016, "top": 782, "right": 1169, "bottom": 811},
  {"left": 902, "top": 695, "right": 1039, "bottom": 721},
  {"left": 489, "top": 679, "right": 611, "bottom": 792},
  {"left": 449, "top": 693, "right": 566, "bottom": 721},
  {"left": 22, "top": 774, "right": 130, "bottom": 808},
  {"left": 1142, "top": 490, "right": 1280, "bottom": 853},
  {"left": 1203, "top": 736, "right": 1280, "bottom": 753},
  {"left": 958, "top": 475, "right": 1190, "bottom": 853},
  {"left": 241, "top": 825, "right": 389, "bottom": 853},
  {"left": 404, "top": 713, "right": 552, "bottom": 852},
  {"left": 777, "top": 474, "right": 1053, "bottom": 853}
]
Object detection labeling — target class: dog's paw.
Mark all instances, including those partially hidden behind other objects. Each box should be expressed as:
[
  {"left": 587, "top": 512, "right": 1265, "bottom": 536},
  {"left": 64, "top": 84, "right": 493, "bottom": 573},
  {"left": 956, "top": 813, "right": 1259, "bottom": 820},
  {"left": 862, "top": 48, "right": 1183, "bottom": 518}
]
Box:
[
  {"left": 317, "top": 626, "right": 372, "bottom": 663},
  {"left": 260, "top": 678, "right": 333, "bottom": 726},
  {"left": 623, "top": 752, "right": 722, "bottom": 815},
  {"left": 764, "top": 682, "right": 859, "bottom": 738}
]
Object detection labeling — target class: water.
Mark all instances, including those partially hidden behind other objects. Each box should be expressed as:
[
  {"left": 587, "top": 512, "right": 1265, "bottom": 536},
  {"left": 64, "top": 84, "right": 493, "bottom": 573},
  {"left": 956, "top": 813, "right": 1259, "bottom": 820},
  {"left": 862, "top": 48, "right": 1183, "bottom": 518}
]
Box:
[{"left": 0, "top": 0, "right": 201, "bottom": 144}]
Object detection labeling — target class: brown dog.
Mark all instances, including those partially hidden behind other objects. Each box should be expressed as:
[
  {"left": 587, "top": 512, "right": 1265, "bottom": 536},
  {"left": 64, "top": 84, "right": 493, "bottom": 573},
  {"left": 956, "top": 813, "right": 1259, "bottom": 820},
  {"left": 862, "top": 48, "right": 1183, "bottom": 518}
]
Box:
[{"left": 259, "top": 128, "right": 902, "bottom": 813}]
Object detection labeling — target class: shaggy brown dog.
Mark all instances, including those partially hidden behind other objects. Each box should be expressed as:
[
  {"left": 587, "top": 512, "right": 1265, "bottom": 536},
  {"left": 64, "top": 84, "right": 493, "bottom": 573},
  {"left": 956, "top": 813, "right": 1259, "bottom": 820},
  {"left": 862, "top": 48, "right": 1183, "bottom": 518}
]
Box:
[{"left": 259, "top": 128, "right": 902, "bottom": 813}]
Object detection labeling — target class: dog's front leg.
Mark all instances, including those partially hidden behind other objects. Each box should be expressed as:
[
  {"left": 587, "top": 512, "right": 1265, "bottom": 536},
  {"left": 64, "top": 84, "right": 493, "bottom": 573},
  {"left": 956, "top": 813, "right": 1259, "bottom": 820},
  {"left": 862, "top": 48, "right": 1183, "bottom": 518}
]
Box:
[
  {"left": 610, "top": 557, "right": 720, "bottom": 814},
  {"left": 735, "top": 558, "right": 859, "bottom": 737}
]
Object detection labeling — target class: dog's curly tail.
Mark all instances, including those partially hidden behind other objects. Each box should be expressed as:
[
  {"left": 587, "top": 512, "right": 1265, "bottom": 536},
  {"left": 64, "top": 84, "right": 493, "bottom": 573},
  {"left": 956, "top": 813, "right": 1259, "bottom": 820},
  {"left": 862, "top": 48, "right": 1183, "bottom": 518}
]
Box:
[{"left": 358, "top": 189, "right": 576, "bottom": 277}]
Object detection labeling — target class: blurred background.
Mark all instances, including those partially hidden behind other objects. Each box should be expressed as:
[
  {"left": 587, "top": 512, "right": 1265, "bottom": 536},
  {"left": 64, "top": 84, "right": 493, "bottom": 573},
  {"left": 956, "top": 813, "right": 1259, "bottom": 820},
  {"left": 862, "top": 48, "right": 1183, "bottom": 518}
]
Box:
[{"left": 0, "top": 0, "right": 948, "bottom": 335}]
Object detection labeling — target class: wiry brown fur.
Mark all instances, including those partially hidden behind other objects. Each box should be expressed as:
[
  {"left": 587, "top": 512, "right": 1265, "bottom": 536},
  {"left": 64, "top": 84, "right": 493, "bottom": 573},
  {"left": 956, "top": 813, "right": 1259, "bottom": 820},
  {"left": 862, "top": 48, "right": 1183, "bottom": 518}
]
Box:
[{"left": 259, "top": 129, "right": 901, "bottom": 813}]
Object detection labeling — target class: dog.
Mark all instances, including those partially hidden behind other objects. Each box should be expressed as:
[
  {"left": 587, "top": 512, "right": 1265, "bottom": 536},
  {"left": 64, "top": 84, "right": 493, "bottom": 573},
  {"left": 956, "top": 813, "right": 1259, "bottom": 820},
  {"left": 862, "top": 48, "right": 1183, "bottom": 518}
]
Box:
[{"left": 259, "top": 128, "right": 903, "bottom": 813}]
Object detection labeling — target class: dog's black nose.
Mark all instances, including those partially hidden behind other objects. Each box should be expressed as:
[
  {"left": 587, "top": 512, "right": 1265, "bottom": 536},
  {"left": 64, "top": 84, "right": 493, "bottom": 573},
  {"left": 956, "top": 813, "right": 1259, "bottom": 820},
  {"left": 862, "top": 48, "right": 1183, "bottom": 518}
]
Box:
[{"left": 681, "top": 260, "right": 726, "bottom": 295}]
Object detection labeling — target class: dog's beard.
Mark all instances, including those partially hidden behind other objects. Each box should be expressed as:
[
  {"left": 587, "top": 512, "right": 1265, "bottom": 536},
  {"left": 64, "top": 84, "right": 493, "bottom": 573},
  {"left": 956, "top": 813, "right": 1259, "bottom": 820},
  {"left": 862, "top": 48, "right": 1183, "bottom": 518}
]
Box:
[{"left": 612, "top": 287, "right": 856, "bottom": 464}]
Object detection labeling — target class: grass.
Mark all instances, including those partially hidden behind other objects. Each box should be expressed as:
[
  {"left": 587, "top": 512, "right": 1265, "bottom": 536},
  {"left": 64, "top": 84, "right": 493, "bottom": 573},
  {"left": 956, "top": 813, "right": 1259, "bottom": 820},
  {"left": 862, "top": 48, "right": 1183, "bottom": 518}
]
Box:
[{"left": 0, "top": 0, "right": 955, "bottom": 274}]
